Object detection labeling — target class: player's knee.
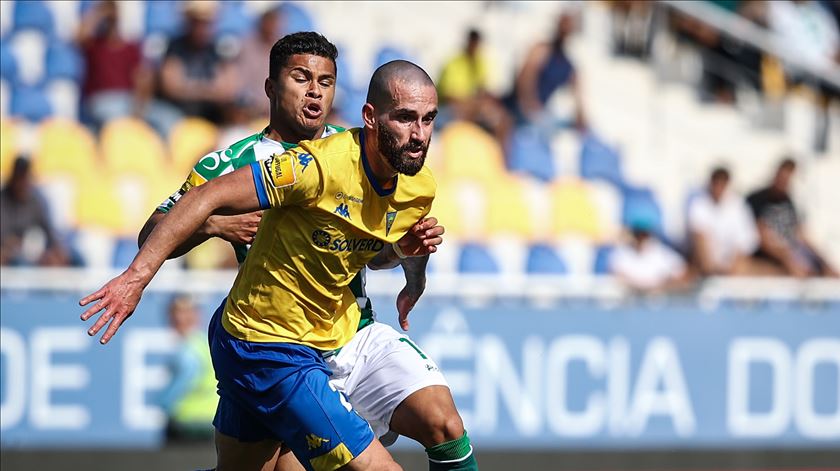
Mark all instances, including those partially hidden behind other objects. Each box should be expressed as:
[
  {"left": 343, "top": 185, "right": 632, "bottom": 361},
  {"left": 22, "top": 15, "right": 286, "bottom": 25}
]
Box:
[{"left": 421, "top": 409, "right": 464, "bottom": 446}]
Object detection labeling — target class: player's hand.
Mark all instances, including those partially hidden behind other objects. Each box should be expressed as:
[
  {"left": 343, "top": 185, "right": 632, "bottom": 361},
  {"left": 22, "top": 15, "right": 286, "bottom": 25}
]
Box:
[
  {"left": 79, "top": 271, "right": 146, "bottom": 344},
  {"left": 206, "top": 211, "right": 263, "bottom": 245},
  {"left": 395, "top": 217, "right": 444, "bottom": 257},
  {"left": 396, "top": 285, "right": 422, "bottom": 331}
]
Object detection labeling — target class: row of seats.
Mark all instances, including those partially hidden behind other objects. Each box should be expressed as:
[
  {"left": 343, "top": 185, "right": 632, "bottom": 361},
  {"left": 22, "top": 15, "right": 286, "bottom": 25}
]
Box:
[{"left": 2, "top": 116, "right": 663, "bottom": 240}]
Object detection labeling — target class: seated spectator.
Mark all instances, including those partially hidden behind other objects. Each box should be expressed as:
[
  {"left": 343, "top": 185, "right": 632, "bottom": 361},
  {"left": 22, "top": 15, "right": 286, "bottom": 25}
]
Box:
[
  {"left": 687, "top": 167, "right": 759, "bottom": 275},
  {"left": 438, "top": 29, "right": 512, "bottom": 146},
  {"left": 157, "top": 1, "right": 238, "bottom": 128},
  {"left": 237, "top": 6, "right": 283, "bottom": 119},
  {"left": 610, "top": 217, "right": 690, "bottom": 293},
  {"left": 77, "top": 0, "right": 154, "bottom": 132},
  {"left": 0, "top": 157, "right": 69, "bottom": 267},
  {"left": 158, "top": 296, "right": 216, "bottom": 443},
  {"left": 506, "top": 12, "right": 587, "bottom": 131},
  {"left": 747, "top": 158, "right": 838, "bottom": 277}
]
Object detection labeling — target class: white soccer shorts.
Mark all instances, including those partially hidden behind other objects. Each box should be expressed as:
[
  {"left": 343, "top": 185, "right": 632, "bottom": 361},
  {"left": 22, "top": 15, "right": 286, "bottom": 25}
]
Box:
[{"left": 326, "top": 321, "right": 448, "bottom": 446}]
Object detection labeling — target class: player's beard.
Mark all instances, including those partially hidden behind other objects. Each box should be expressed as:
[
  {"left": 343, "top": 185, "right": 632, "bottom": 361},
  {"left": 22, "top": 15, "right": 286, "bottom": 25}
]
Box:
[{"left": 376, "top": 122, "right": 428, "bottom": 176}]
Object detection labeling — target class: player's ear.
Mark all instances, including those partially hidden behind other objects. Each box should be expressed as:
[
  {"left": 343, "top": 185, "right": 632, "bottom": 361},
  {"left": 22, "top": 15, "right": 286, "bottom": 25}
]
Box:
[
  {"left": 362, "top": 103, "right": 376, "bottom": 129},
  {"left": 265, "top": 78, "right": 275, "bottom": 101}
]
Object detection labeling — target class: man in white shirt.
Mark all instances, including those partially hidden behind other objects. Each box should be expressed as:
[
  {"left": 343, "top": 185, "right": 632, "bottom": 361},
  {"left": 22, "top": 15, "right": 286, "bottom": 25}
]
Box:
[
  {"left": 687, "top": 167, "right": 759, "bottom": 276},
  {"left": 609, "top": 217, "right": 689, "bottom": 293}
]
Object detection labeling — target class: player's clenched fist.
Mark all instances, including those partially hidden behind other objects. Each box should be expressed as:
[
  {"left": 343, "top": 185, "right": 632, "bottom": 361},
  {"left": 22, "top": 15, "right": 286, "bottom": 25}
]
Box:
[
  {"left": 394, "top": 217, "right": 445, "bottom": 257},
  {"left": 79, "top": 269, "right": 148, "bottom": 344}
]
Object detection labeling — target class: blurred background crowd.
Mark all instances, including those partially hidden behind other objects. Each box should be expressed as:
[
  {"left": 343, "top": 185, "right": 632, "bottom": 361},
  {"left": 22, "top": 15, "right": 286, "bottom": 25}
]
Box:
[{"left": 1, "top": 0, "right": 839, "bottom": 294}]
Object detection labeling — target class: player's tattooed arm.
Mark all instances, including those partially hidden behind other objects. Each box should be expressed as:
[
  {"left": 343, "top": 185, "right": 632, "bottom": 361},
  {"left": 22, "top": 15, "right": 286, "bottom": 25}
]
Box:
[{"left": 395, "top": 255, "right": 429, "bottom": 331}]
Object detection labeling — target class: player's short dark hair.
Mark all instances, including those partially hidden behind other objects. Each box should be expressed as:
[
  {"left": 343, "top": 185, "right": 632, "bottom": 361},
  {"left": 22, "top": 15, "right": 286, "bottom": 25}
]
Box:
[
  {"left": 467, "top": 28, "right": 481, "bottom": 43},
  {"left": 778, "top": 157, "right": 797, "bottom": 172},
  {"left": 268, "top": 32, "right": 338, "bottom": 80},
  {"left": 710, "top": 166, "right": 730, "bottom": 183}
]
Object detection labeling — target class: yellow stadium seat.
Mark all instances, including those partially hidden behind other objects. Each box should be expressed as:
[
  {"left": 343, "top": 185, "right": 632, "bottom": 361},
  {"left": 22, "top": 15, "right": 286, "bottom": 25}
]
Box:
[
  {"left": 483, "top": 176, "right": 535, "bottom": 238},
  {"left": 550, "top": 178, "right": 602, "bottom": 240},
  {"left": 438, "top": 121, "right": 507, "bottom": 182},
  {"left": 100, "top": 118, "right": 165, "bottom": 177},
  {"left": 32, "top": 119, "right": 97, "bottom": 179},
  {"left": 169, "top": 117, "right": 219, "bottom": 175},
  {"left": 75, "top": 170, "right": 130, "bottom": 235},
  {"left": 0, "top": 119, "right": 19, "bottom": 181}
]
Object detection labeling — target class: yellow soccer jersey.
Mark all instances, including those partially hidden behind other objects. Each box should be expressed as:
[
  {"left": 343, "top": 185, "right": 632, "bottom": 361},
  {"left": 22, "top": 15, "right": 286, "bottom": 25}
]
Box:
[{"left": 222, "top": 128, "right": 436, "bottom": 349}]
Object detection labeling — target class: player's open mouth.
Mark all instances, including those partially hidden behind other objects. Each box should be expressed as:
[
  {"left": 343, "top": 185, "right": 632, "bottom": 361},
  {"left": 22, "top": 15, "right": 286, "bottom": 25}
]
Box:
[
  {"left": 303, "top": 103, "right": 323, "bottom": 119},
  {"left": 405, "top": 147, "right": 424, "bottom": 159}
]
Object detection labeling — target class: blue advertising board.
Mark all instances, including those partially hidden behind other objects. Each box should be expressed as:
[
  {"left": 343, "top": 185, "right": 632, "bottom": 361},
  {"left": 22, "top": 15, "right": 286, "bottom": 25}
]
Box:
[{"left": 1, "top": 291, "right": 838, "bottom": 449}]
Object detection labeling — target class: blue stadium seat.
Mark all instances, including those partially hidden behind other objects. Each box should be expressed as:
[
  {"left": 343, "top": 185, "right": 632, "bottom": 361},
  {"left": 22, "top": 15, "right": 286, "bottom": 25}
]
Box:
[
  {"left": 278, "top": 2, "right": 315, "bottom": 33},
  {"left": 507, "top": 124, "right": 556, "bottom": 182},
  {"left": 0, "top": 42, "right": 18, "bottom": 83},
  {"left": 580, "top": 133, "right": 624, "bottom": 188},
  {"left": 525, "top": 244, "right": 568, "bottom": 274},
  {"left": 112, "top": 237, "right": 138, "bottom": 269},
  {"left": 215, "top": 1, "right": 254, "bottom": 38},
  {"left": 593, "top": 245, "right": 615, "bottom": 274},
  {"left": 13, "top": 0, "right": 54, "bottom": 35},
  {"left": 374, "top": 46, "right": 414, "bottom": 69},
  {"left": 145, "top": 1, "right": 183, "bottom": 37},
  {"left": 10, "top": 84, "right": 52, "bottom": 122},
  {"left": 457, "top": 243, "right": 499, "bottom": 274},
  {"left": 45, "top": 43, "right": 83, "bottom": 82},
  {"left": 621, "top": 186, "right": 663, "bottom": 235}
]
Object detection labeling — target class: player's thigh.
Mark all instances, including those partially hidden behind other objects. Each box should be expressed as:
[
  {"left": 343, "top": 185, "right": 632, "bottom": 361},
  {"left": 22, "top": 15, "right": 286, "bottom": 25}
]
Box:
[
  {"left": 389, "top": 385, "right": 464, "bottom": 447},
  {"left": 274, "top": 445, "right": 306, "bottom": 471},
  {"left": 215, "top": 430, "right": 281, "bottom": 471},
  {"left": 338, "top": 438, "right": 401, "bottom": 471},
  {"left": 340, "top": 325, "right": 449, "bottom": 440},
  {"left": 279, "top": 367, "right": 375, "bottom": 471}
]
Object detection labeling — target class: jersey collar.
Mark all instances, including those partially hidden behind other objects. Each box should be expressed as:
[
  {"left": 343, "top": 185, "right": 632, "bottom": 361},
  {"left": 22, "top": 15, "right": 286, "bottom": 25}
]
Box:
[{"left": 359, "top": 130, "right": 397, "bottom": 197}]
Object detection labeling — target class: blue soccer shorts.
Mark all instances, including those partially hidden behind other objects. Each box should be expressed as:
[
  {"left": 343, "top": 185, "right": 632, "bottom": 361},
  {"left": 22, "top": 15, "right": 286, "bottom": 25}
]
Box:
[{"left": 208, "top": 300, "right": 374, "bottom": 471}]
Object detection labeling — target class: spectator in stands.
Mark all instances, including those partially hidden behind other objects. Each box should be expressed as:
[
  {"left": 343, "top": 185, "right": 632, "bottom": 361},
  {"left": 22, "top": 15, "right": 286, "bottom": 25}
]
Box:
[
  {"left": 157, "top": 1, "right": 238, "bottom": 128},
  {"left": 609, "top": 217, "right": 690, "bottom": 293},
  {"left": 767, "top": 0, "right": 840, "bottom": 152},
  {"left": 237, "top": 6, "right": 283, "bottom": 119},
  {"left": 747, "top": 158, "right": 838, "bottom": 277},
  {"left": 438, "top": 28, "right": 512, "bottom": 146},
  {"left": 507, "top": 12, "right": 587, "bottom": 131},
  {"left": 158, "top": 295, "right": 217, "bottom": 443},
  {"left": 77, "top": 0, "right": 154, "bottom": 132},
  {"left": 687, "top": 167, "right": 759, "bottom": 276},
  {"left": 0, "top": 157, "right": 69, "bottom": 267}
]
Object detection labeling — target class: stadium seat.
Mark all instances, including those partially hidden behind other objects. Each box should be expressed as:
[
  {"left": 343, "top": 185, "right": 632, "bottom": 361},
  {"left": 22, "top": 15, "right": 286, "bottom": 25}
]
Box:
[
  {"left": 45, "top": 43, "right": 84, "bottom": 82},
  {"left": 484, "top": 176, "right": 534, "bottom": 238},
  {"left": 525, "top": 243, "right": 568, "bottom": 274},
  {"left": 74, "top": 171, "right": 130, "bottom": 234},
  {"left": 621, "top": 186, "right": 664, "bottom": 235},
  {"left": 439, "top": 121, "right": 507, "bottom": 183},
  {"left": 45, "top": 79, "right": 80, "bottom": 120},
  {"left": 580, "top": 132, "right": 624, "bottom": 188},
  {"left": 215, "top": 1, "right": 254, "bottom": 38},
  {"left": 550, "top": 179, "right": 602, "bottom": 239},
  {"left": 9, "top": 30, "right": 47, "bottom": 85},
  {"left": 32, "top": 119, "right": 97, "bottom": 178},
  {"left": 112, "top": 237, "right": 139, "bottom": 268},
  {"left": 592, "top": 244, "right": 615, "bottom": 274},
  {"left": 374, "top": 46, "right": 415, "bottom": 69},
  {"left": 507, "top": 124, "right": 557, "bottom": 182},
  {"left": 278, "top": 2, "right": 315, "bottom": 33},
  {"left": 100, "top": 118, "right": 166, "bottom": 176},
  {"left": 145, "top": 1, "right": 183, "bottom": 37},
  {"left": 13, "top": 0, "right": 54, "bottom": 36},
  {"left": 10, "top": 84, "right": 52, "bottom": 122},
  {"left": 1, "top": 41, "right": 18, "bottom": 83},
  {"left": 169, "top": 117, "right": 219, "bottom": 175},
  {"left": 457, "top": 243, "right": 499, "bottom": 274}
]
